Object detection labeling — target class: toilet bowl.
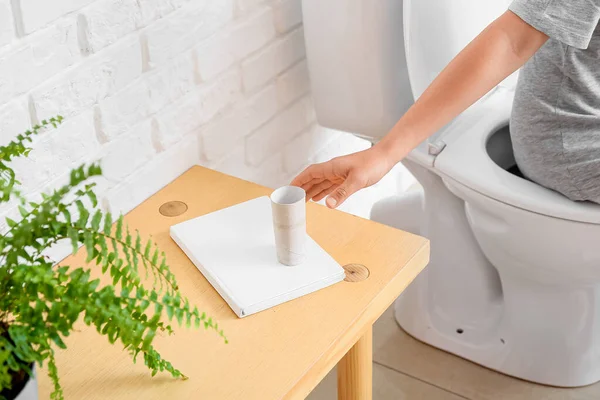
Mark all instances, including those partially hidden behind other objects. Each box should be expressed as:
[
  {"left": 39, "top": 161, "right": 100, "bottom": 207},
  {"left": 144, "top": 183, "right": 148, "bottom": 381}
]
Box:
[
  {"left": 302, "top": 0, "right": 600, "bottom": 386},
  {"left": 396, "top": 86, "right": 600, "bottom": 387}
]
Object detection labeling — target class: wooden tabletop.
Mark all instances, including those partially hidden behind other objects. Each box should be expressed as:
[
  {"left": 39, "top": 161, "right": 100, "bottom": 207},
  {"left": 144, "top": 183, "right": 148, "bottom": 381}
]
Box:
[{"left": 38, "top": 166, "right": 429, "bottom": 400}]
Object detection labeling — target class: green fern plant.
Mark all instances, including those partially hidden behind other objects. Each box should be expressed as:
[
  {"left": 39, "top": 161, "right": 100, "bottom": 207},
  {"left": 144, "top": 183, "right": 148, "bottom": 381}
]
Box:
[{"left": 0, "top": 117, "right": 226, "bottom": 400}]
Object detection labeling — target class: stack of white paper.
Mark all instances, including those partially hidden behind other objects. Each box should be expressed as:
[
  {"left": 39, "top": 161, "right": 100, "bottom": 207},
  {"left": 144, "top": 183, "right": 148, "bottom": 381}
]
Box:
[{"left": 170, "top": 196, "right": 345, "bottom": 318}]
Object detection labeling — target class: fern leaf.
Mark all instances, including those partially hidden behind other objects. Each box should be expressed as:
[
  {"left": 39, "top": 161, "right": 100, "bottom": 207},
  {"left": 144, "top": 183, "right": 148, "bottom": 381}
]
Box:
[
  {"left": 91, "top": 210, "right": 102, "bottom": 231},
  {"left": 135, "top": 233, "right": 141, "bottom": 253},
  {"left": 103, "top": 213, "right": 112, "bottom": 235},
  {"left": 75, "top": 200, "right": 89, "bottom": 227},
  {"left": 87, "top": 191, "right": 98, "bottom": 207},
  {"left": 83, "top": 231, "right": 94, "bottom": 263},
  {"left": 144, "top": 239, "right": 152, "bottom": 259},
  {"left": 61, "top": 208, "right": 71, "bottom": 224},
  {"left": 67, "top": 227, "right": 79, "bottom": 254},
  {"left": 116, "top": 216, "right": 123, "bottom": 240},
  {"left": 125, "top": 228, "right": 132, "bottom": 247},
  {"left": 47, "top": 352, "right": 64, "bottom": 400}
]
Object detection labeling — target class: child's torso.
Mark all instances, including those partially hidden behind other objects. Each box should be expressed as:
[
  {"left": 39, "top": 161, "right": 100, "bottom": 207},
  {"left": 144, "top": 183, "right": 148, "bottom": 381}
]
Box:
[{"left": 510, "top": 23, "right": 600, "bottom": 202}]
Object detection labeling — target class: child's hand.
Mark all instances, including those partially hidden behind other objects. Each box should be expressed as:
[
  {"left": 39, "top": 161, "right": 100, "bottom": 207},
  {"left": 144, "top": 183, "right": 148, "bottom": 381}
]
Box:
[{"left": 290, "top": 148, "right": 394, "bottom": 209}]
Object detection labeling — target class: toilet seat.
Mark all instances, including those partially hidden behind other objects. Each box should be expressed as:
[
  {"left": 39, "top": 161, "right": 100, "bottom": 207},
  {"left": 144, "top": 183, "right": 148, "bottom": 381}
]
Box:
[{"left": 434, "top": 89, "right": 600, "bottom": 224}]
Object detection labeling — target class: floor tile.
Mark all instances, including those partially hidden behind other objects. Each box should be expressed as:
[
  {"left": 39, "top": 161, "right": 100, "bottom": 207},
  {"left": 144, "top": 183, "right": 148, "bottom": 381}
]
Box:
[
  {"left": 373, "top": 305, "right": 600, "bottom": 400},
  {"left": 307, "top": 363, "right": 466, "bottom": 400}
]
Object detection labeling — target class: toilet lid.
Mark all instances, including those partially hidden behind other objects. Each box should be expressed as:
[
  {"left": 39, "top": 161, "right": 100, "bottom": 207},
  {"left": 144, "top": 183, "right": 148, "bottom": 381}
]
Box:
[{"left": 434, "top": 90, "right": 600, "bottom": 224}]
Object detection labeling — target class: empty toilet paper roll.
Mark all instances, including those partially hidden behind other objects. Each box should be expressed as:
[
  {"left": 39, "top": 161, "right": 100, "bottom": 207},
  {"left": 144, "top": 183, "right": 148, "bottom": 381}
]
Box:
[{"left": 270, "top": 186, "right": 307, "bottom": 266}]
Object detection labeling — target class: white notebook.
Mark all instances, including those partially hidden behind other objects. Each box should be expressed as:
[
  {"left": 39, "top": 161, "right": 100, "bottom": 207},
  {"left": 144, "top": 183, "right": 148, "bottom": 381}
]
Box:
[{"left": 170, "top": 196, "right": 345, "bottom": 318}]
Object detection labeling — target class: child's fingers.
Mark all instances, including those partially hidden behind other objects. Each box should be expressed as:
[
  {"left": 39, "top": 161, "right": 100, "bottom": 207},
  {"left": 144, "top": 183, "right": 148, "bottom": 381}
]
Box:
[
  {"left": 312, "top": 185, "right": 338, "bottom": 203},
  {"left": 299, "top": 178, "right": 324, "bottom": 201},
  {"left": 326, "top": 173, "right": 364, "bottom": 208},
  {"left": 291, "top": 163, "right": 326, "bottom": 187},
  {"left": 301, "top": 178, "right": 323, "bottom": 191},
  {"left": 306, "top": 181, "right": 334, "bottom": 201}
]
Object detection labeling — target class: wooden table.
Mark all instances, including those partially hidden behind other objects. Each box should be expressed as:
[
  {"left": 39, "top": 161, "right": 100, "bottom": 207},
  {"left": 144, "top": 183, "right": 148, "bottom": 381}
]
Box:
[{"left": 39, "top": 166, "right": 429, "bottom": 400}]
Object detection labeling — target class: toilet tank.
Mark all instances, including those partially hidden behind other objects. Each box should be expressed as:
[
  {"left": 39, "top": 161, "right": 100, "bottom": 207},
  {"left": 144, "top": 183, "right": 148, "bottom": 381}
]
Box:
[
  {"left": 302, "top": 0, "right": 514, "bottom": 143},
  {"left": 302, "top": 0, "right": 413, "bottom": 142}
]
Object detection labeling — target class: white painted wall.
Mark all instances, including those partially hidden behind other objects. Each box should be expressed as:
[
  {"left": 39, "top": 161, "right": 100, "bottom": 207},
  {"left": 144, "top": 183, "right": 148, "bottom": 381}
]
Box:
[{"left": 0, "top": 0, "right": 415, "bottom": 234}]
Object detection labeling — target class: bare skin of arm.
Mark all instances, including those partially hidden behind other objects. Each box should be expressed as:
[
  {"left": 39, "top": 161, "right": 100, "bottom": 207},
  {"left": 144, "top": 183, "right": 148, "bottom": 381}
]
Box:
[{"left": 291, "top": 11, "right": 549, "bottom": 208}]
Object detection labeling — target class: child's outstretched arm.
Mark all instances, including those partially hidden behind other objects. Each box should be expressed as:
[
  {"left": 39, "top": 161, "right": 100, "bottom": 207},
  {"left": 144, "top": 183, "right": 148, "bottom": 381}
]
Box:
[
  {"left": 375, "top": 10, "right": 549, "bottom": 167},
  {"left": 292, "top": 11, "right": 549, "bottom": 208}
]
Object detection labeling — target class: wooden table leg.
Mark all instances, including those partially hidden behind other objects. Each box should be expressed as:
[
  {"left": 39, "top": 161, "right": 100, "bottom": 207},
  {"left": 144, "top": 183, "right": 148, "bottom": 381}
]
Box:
[{"left": 337, "top": 326, "right": 373, "bottom": 400}]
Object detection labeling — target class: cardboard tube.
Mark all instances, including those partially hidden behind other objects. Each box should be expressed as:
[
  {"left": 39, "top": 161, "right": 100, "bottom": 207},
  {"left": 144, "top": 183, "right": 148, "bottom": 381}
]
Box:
[{"left": 270, "top": 186, "right": 307, "bottom": 266}]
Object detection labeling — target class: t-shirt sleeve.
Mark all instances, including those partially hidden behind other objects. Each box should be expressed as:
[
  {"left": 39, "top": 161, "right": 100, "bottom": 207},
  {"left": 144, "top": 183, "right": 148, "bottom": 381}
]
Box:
[{"left": 509, "top": 0, "right": 600, "bottom": 49}]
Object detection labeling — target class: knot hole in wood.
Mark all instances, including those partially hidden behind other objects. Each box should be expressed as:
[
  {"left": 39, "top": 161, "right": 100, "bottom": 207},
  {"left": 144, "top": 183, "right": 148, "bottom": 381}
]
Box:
[
  {"left": 343, "top": 264, "right": 370, "bottom": 282},
  {"left": 159, "top": 201, "right": 188, "bottom": 217}
]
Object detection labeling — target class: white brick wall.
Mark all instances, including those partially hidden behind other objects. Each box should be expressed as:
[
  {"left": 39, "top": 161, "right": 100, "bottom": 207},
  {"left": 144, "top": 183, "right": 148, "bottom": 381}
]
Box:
[
  {"left": 0, "top": 97, "right": 30, "bottom": 146},
  {"left": 19, "top": 0, "right": 96, "bottom": 34},
  {"left": 0, "top": 0, "right": 412, "bottom": 261},
  {"left": 242, "top": 26, "right": 304, "bottom": 92},
  {"left": 246, "top": 95, "right": 314, "bottom": 166},
  {"left": 0, "top": 18, "right": 81, "bottom": 105},
  {"left": 0, "top": 0, "right": 15, "bottom": 47}
]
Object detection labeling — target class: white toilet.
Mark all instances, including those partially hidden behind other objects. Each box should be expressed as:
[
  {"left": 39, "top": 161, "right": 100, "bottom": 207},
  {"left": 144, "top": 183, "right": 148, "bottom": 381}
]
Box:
[{"left": 303, "top": 0, "right": 600, "bottom": 388}]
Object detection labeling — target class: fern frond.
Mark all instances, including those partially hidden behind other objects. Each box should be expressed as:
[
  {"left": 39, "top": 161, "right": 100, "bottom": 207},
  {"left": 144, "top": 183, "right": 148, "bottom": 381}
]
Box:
[{"left": 0, "top": 118, "right": 226, "bottom": 399}]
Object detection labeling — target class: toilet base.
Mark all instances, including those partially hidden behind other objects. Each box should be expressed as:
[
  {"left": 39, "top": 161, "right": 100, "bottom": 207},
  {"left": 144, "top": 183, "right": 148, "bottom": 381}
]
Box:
[{"left": 394, "top": 282, "right": 600, "bottom": 388}]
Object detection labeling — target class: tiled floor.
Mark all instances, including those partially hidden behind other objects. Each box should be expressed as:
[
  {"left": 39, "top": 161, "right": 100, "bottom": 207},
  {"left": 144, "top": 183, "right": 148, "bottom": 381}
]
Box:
[{"left": 307, "top": 306, "right": 600, "bottom": 400}]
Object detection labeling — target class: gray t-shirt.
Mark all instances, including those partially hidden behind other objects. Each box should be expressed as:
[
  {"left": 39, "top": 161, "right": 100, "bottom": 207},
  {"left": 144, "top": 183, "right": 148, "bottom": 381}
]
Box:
[{"left": 509, "top": 0, "right": 600, "bottom": 202}]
